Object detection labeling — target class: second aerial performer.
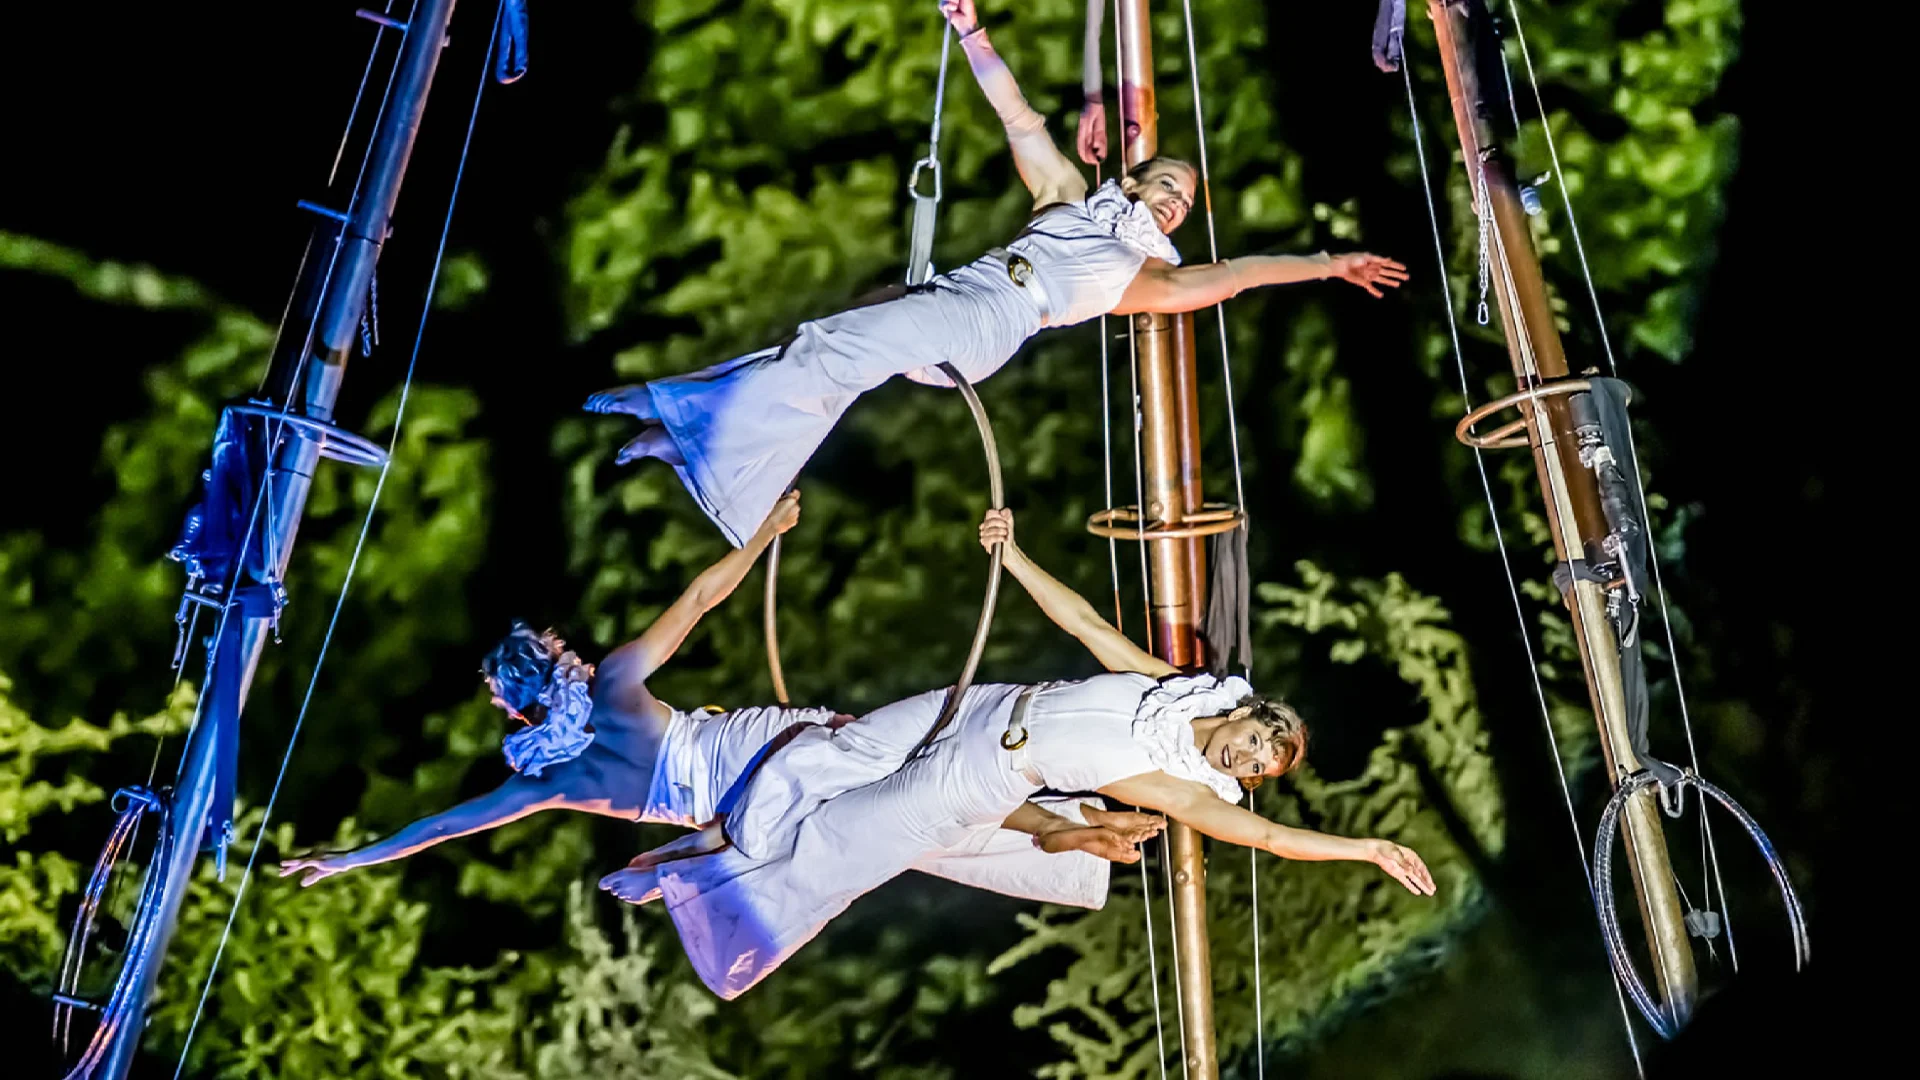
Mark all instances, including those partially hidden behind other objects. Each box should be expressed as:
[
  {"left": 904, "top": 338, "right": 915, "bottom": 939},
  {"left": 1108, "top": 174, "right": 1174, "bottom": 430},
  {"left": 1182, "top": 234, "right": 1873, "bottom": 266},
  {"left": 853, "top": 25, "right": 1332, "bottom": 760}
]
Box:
[{"left": 585, "top": 0, "right": 1408, "bottom": 545}]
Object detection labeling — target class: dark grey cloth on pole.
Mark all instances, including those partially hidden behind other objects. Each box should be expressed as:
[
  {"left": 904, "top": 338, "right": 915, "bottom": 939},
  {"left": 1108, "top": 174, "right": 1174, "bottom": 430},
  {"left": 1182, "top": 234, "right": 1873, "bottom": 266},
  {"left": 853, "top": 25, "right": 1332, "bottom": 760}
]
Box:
[
  {"left": 1373, "top": 0, "right": 1408, "bottom": 72},
  {"left": 1204, "top": 522, "right": 1252, "bottom": 677},
  {"left": 1590, "top": 379, "right": 1683, "bottom": 794}
]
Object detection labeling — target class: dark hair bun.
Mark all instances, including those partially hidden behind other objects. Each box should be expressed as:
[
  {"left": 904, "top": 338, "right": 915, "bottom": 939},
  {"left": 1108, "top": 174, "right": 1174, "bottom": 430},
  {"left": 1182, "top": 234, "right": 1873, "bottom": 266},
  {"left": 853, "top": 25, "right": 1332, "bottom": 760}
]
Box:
[{"left": 480, "top": 621, "right": 564, "bottom": 714}]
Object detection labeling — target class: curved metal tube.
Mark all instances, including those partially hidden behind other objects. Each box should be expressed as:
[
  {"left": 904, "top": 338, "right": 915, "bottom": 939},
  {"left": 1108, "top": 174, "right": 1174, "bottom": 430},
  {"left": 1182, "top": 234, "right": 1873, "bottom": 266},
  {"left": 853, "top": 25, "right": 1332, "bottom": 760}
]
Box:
[
  {"left": 227, "top": 403, "right": 391, "bottom": 468},
  {"left": 58, "top": 790, "right": 175, "bottom": 1080},
  {"left": 1086, "top": 503, "right": 1245, "bottom": 542},
  {"left": 1592, "top": 770, "right": 1811, "bottom": 1039},
  {"left": 1452, "top": 378, "right": 1594, "bottom": 450},
  {"left": 764, "top": 534, "right": 791, "bottom": 705},
  {"left": 908, "top": 362, "right": 1006, "bottom": 758}
]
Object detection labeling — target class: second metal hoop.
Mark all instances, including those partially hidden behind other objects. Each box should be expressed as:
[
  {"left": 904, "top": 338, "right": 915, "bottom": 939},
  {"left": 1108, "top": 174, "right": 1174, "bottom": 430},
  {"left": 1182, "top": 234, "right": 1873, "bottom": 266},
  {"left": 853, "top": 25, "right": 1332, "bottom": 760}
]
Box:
[
  {"left": 1453, "top": 378, "right": 1595, "bottom": 450},
  {"left": 1086, "top": 503, "right": 1244, "bottom": 542}
]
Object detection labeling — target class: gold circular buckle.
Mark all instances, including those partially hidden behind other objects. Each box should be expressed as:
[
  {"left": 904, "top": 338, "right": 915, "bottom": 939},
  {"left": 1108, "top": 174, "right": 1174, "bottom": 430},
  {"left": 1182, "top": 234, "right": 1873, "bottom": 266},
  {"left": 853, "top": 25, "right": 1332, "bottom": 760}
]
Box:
[
  {"left": 1000, "top": 728, "right": 1030, "bottom": 751},
  {"left": 1006, "top": 255, "right": 1034, "bottom": 287}
]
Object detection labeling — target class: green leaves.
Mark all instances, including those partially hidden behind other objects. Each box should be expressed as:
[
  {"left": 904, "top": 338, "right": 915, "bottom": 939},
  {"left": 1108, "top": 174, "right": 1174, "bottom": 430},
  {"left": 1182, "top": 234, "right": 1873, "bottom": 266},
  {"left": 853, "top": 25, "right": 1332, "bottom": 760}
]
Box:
[{"left": 996, "top": 565, "right": 1502, "bottom": 1076}]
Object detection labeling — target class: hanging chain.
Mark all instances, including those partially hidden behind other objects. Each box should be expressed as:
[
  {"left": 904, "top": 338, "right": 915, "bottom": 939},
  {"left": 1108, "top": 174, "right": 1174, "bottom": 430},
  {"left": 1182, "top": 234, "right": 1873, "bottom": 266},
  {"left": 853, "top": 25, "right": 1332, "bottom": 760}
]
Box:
[{"left": 1474, "top": 167, "right": 1493, "bottom": 326}]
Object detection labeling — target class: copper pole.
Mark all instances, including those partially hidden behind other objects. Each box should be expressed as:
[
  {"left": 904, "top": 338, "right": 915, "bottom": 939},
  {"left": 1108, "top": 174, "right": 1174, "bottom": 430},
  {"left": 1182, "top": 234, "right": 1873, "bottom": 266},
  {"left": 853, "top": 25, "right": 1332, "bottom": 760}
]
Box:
[
  {"left": 1117, "top": 1, "right": 1218, "bottom": 1074},
  {"left": 1428, "top": 0, "right": 1696, "bottom": 1026}
]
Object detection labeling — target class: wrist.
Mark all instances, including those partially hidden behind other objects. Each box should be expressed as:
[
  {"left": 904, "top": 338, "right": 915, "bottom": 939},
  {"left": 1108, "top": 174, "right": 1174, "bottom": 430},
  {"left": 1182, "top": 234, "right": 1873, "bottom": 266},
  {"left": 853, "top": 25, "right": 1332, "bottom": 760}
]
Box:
[
  {"left": 1312, "top": 251, "right": 1333, "bottom": 279},
  {"left": 1222, "top": 258, "right": 1244, "bottom": 297},
  {"left": 959, "top": 23, "right": 987, "bottom": 44}
]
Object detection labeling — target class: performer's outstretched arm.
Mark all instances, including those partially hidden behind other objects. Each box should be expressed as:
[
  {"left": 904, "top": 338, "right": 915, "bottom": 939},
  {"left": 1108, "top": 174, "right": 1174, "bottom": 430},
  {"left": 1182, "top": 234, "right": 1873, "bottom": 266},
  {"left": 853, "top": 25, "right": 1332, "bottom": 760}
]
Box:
[
  {"left": 942, "top": 0, "right": 1088, "bottom": 210},
  {"left": 1099, "top": 771, "right": 1438, "bottom": 896},
  {"left": 280, "top": 776, "right": 556, "bottom": 885},
  {"left": 980, "top": 509, "right": 1176, "bottom": 678},
  {"left": 598, "top": 491, "right": 802, "bottom": 710},
  {"left": 1113, "top": 253, "right": 1412, "bottom": 315}
]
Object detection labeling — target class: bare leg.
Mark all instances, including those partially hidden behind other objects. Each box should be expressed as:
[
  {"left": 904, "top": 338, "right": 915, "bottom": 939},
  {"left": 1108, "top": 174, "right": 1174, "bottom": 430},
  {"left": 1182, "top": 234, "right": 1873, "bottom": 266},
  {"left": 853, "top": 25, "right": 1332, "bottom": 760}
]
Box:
[
  {"left": 584, "top": 384, "right": 659, "bottom": 419},
  {"left": 615, "top": 424, "right": 686, "bottom": 467}
]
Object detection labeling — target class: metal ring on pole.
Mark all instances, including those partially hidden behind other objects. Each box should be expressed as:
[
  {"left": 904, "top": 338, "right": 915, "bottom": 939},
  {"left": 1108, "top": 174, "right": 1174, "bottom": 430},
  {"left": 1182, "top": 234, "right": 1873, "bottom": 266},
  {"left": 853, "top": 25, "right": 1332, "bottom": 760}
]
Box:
[
  {"left": 227, "top": 404, "right": 391, "bottom": 468},
  {"left": 54, "top": 788, "right": 175, "bottom": 1079},
  {"left": 1592, "top": 769, "right": 1811, "bottom": 1040},
  {"left": 907, "top": 361, "right": 1006, "bottom": 759},
  {"left": 1452, "top": 378, "right": 1597, "bottom": 450},
  {"left": 1086, "top": 503, "right": 1244, "bottom": 541}
]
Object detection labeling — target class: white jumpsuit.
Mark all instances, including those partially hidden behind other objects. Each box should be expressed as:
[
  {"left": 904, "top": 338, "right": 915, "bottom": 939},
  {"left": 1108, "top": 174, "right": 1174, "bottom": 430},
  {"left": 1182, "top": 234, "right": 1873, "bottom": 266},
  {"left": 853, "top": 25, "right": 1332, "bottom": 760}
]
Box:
[
  {"left": 642, "top": 701, "right": 1110, "bottom": 913},
  {"left": 657, "top": 672, "right": 1251, "bottom": 1000},
  {"left": 644, "top": 181, "right": 1178, "bottom": 545}
]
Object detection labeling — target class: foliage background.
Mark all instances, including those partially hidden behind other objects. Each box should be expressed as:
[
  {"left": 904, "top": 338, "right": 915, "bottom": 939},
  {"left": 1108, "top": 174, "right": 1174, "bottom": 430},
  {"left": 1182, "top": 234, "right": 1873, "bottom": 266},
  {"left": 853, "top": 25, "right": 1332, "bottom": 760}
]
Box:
[{"left": 1, "top": 0, "right": 1854, "bottom": 1076}]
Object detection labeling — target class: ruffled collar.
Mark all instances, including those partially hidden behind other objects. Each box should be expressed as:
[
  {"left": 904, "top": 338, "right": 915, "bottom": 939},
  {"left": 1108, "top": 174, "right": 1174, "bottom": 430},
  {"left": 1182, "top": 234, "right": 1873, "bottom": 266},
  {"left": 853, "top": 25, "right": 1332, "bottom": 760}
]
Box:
[
  {"left": 1085, "top": 179, "right": 1183, "bottom": 266},
  {"left": 501, "top": 652, "right": 596, "bottom": 777},
  {"left": 1131, "top": 673, "right": 1252, "bottom": 803}
]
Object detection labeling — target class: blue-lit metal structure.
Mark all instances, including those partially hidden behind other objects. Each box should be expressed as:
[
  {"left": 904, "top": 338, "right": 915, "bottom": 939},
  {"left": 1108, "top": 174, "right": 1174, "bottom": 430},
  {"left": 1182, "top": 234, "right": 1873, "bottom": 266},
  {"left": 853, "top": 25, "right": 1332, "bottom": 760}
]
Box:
[{"left": 59, "top": 3, "right": 482, "bottom": 1075}]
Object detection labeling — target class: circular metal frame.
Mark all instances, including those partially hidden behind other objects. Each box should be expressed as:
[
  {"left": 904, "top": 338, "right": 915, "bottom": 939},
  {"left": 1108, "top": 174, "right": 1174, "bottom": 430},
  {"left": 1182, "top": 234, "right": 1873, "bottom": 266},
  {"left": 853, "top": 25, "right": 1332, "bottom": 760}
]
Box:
[
  {"left": 1452, "top": 378, "right": 1594, "bottom": 450},
  {"left": 1592, "top": 769, "right": 1811, "bottom": 1040},
  {"left": 764, "top": 362, "right": 1005, "bottom": 757},
  {"left": 1086, "top": 503, "right": 1244, "bottom": 542},
  {"left": 54, "top": 787, "right": 175, "bottom": 1078},
  {"left": 227, "top": 404, "right": 391, "bottom": 468}
]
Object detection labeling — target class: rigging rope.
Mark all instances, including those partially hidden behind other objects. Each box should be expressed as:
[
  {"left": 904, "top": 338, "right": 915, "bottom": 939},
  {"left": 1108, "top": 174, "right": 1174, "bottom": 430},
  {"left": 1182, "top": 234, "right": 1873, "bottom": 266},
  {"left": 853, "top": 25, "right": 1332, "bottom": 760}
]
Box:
[
  {"left": 1395, "top": 35, "right": 1647, "bottom": 1074},
  {"left": 1108, "top": 5, "right": 1173, "bottom": 1072},
  {"left": 1499, "top": 0, "right": 1735, "bottom": 968},
  {"left": 1096, "top": 163, "right": 1126, "bottom": 632},
  {"left": 1172, "top": 2, "right": 1263, "bottom": 1070},
  {"left": 168, "top": 10, "right": 502, "bottom": 1073}
]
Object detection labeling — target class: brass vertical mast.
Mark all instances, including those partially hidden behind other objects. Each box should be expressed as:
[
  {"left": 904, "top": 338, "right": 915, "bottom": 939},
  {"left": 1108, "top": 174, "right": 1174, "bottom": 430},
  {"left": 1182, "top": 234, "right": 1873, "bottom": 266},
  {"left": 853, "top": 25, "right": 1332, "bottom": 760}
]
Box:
[
  {"left": 1426, "top": 0, "right": 1697, "bottom": 1027},
  {"left": 1114, "top": 1, "right": 1219, "bottom": 1074}
]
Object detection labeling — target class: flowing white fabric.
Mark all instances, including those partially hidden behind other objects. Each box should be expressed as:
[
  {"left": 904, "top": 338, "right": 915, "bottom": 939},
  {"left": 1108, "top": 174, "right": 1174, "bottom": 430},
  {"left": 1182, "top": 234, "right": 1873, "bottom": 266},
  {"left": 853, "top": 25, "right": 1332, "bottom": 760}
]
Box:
[
  {"left": 1131, "top": 673, "right": 1255, "bottom": 804},
  {"left": 659, "top": 673, "right": 1253, "bottom": 999},
  {"left": 501, "top": 653, "right": 596, "bottom": 777},
  {"left": 646, "top": 181, "right": 1170, "bottom": 545}
]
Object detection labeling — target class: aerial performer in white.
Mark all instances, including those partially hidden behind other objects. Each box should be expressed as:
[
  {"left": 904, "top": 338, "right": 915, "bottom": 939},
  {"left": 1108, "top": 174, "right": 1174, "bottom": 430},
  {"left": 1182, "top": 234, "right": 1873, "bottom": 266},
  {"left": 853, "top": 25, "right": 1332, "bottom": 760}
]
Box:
[
  {"left": 277, "top": 492, "right": 1162, "bottom": 891},
  {"left": 583, "top": 0, "right": 1410, "bottom": 546},
  {"left": 601, "top": 509, "right": 1436, "bottom": 1000}
]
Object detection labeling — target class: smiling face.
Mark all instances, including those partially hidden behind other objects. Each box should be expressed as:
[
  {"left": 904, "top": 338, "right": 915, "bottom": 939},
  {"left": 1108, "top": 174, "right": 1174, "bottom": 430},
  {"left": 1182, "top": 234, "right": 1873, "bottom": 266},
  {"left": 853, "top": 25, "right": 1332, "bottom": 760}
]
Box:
[
  {"left": 1119, "top": 158, "right": 1198, "bottom": 234},
  {"left": 1195, "top": 696, "right": 1308, "bottom": 791},
  {"left": 1200, "top": 716, "right": 1294, "bottom": 782}
]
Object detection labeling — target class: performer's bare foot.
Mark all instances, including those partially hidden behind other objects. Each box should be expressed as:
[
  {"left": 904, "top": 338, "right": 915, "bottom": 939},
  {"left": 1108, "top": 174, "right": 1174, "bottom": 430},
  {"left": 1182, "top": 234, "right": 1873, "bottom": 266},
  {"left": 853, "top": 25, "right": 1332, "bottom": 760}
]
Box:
[
  {"left": 599, "top": 866, "right": 662, "bottom": 905},
  {"left": 1035, "top": 808, "right": 1165, "bottom": 863},
  {"left": 616, "top": 425, "right": 685, "bottom": 467},
  {"left": 584, "top": 385, "right": 657, "bottom": 418},
  {"left": 1039, "top": 825, "right": 1145, "bottom": 863},
  {"left": 1081, "top": 806, "right": 1167, "bottom": 845}
]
